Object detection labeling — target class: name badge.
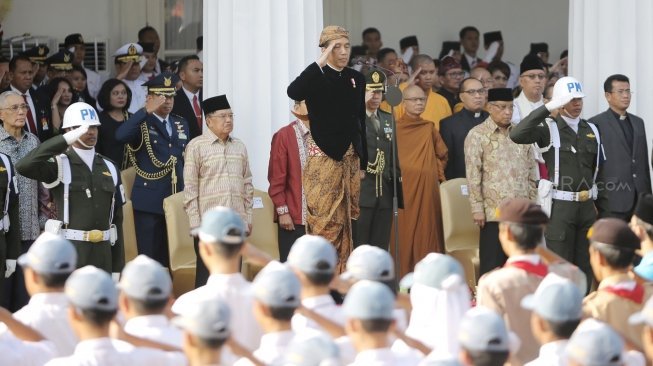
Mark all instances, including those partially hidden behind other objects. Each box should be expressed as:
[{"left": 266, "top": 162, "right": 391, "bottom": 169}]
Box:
[{"left": 383, "top": 127, "right": 392, "bottom": 134}]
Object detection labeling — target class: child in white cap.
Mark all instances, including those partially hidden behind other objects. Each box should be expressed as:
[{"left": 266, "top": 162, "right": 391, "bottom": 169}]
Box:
[
  {"left": 118, "top": 254, "right": 181, "bottom": 347},
  {"left": 565, "top": 319, "right": 624, "bottom": 366},
  {"left": 12, "top": 233, "right": 78, "bottom": 355},
  {"left": 276, "top": 332, "right": 341, "bottom": 366},
  {"left": 0, "top": 305, "right": 57, "bottom": 365},
  {"left": 458, "top": 307, "right": 510, "bottom": 366}
]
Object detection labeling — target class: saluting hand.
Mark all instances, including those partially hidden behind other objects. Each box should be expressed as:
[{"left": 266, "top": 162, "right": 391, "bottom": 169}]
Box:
[
  {"left": 145, "top": 95, "right": 166, "bottom": 114},
  {"left": 406, "top": 67, "right": 422, "bottom": 85},
  {"left": 116, "top": 61, "right": 133, "bottom": 80},
  {"left": 317, "top": 42, "right": 336, "bottom": 68}
]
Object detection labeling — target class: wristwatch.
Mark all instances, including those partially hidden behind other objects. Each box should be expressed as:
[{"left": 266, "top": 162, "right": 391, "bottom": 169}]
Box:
[{"left": 276, "top": 205, "right": 289, "bottom": 216}]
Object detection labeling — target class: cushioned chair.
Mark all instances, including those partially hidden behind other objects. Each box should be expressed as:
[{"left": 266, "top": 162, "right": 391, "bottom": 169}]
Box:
[
  {"left": 242, "top": 189, "right": 280, "bottom": 280},
  {"left": 120, "top": 167, "right": 136, "bottom": 201},
  {"left": 122, "top": 200, "right": 138, "bottom": 263},
  {"left": 440, "top": 178, "right": 480, "bottom": 290},
  {"left": 163, "top": 192, "right": 196, "bottom": 298}
]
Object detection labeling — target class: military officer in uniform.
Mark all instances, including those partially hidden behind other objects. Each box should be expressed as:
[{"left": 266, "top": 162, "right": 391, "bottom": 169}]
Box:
[
  {"left": 357, "top": 69, "right": 401, "bottom": 249},
  {"left": 115, "top": 72, "right": 189, "bottom": 267},
  {"left": 16, "top": 102, "right": 125, "bottom": 279},
  {"left": 0, "top": 150, "right": 20, "bottom": 295},
  {"left": 510, "top": 76, "right": 608, "bottom": 288}
]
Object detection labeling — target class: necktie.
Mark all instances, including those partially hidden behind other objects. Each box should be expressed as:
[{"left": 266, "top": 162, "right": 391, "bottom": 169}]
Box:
[
  {"left": 192, "top": 95, "right": 202, "bottom": 129},
  {"left": 163, "top": 119, "right": 172, "bottom": 136},
  {"left": 22, "top": 94, "right": 38, "bottom": 134},
  {"left": 372, "top": 114, "right": 381, "bottom": 134}
]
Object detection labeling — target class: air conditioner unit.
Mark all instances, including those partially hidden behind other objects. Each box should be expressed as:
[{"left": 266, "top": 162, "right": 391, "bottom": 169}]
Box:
[
  {"left": 59, "top": 38, "right": 111, "bottom": 73},
  {"left": 1, "top": 34, "right": 58, "bottom": 59}
]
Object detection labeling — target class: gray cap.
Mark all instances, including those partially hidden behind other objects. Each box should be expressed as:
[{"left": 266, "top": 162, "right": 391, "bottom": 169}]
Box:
[
  {"left": 194, "top": 206, "right": 245, "bottom": 244},
  {"left": 521, "top": 273, "right": 583, "bottom": 322},
  {"left": 118, "top": 255, "right": 172, "bottom": 301},
  {"left": 65, "top": 266, "right": 118, "bottom": 311},
  {"left": 343, "top": 280, "right": 395, "bottom": 320},
  {"left": 405, "top": 253, "right": 465, "bottom": 289},
  {"left": 17, "top": 232, "right": 77, "bottom": 274},
  {"left": 253, "top": 261, "right": 301, "bottom": 307},
  {"left": 287, "top": 235, "right": 337, "bottom": 275},
  {"left": 458, "top": 307, "right": 509, "bottom": 352},
  {"left": 279, "top": 333, "right": 340, "bottom": 366},
  {"left": 341, "top": 245, "right": 394, "bottom": 282},
  {"left": 566, "top": 319, "right": 623, "bottom": 366},
  {"left": 628, "top": 295, "right": 653, "bottom": 327},
  {"left": 173, "top": 294, "right": 231, "bottom": 340}
]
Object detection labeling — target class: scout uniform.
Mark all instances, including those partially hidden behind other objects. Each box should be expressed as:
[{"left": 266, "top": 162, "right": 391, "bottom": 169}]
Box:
[
  {"left": 15, "top": 102, "right": 125, "bottom": 275},
  {"left": 357, "top": 69, "right": 402, "bottom": 249},
  {"left": 0, "top": 152, "right": 20, "bottom": 299},
  {"left": 13, "top": 234, "right": 77, "bottom": 356},
  {"left": 510, "top": 77, "right": 607, "bottom": 287},
  {"left": 582, "top": 218, "right": 651, "bottom": 350},
  {"left": 476, "top": 198, "right": 585, "bottom": 365},
  {"left": 118, "top": 255, "right": 182, "bottom": 347},
  {"left": 520, "top": 274, "right": 583, "bottom": 366},
  {"left": 115, "top": 72, "right": 189, "bottom": 267}
]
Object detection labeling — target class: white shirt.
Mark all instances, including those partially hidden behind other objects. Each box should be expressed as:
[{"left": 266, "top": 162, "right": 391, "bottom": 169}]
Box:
[
  {"left": 338, "top": 337, "right": 423, "bottom": 365},
  {"left": 348, "top": 348, "right": 398, "bottom": 366},
  {"left": 292, "top": 294, "right": 345, "bottom": 333},
  {"left": 0, "top": 330, "right": 57, "bottom": 366},
  {"left": 124, "top": 314, "right": 183, "bottom": 348},
  {"left": 464, "top": 53, "right": 477, "bottom": 69},
  {"left": 123, "top": 78, "right": 147, "bottom": 114},
  {"left": 512, "top": 91, "right": 544, "bottom": 123},
  {"left": 44, "top": 337, "right": 186, "bottom": 366},
  {"left": 71, "top": 147, "right": 96, "bottom": 171},
  {"left": 234, "top": 330, "right": 295, "bottom": 366},
  {"left": 172, "top": 273, "right": 263, "bottom": 350},
  {"left": 12, "top": 292, "right": 77, "bottom": 356},
  {"left": 561, "top": 115, "right": 580, "bottom": 133},
  {"left": 524, "top": 340, "right": 567, "bottom": 366},
  {"left": 84, "top": 66, "right": 102, "bottom": 99}
]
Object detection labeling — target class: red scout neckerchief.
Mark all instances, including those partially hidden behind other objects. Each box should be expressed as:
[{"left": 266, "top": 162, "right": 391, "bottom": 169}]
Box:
[
  {"left": 504, "top": 260, "right": 548, "bottom": 278},
  {"left": 601, "top": 281, "right": 645, "bottom": 304}
]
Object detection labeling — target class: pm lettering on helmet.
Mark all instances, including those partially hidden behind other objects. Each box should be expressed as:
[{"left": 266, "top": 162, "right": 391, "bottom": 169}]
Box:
[
  {"left": 567, "top": 82, "right": 582, "bottom": 93},
  {"left": 80, "top": 109, "right": 97, "bottom": 121}
]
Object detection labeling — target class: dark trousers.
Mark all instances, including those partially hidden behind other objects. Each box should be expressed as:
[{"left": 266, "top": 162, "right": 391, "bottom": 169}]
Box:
[
  {"left": 277, "top": 224, "right": 306, "bottom": 262},
  {"left": 1, "top": 240, "right": 33, "bottom": 311},
  {"left": 356, "top": 206, "right": 393, "bottom": 250},
  {"left": 134, "top": 210, "right": 170, "bottom": 268},
  {"left": 545, "top": 200, "right": 596, "bottom": 291},
  {"left": 193, "top": 236, "right": 209, "bottom": 288},
  {"left": 479, "top": 222, "right": 507, "bottom": 276}
]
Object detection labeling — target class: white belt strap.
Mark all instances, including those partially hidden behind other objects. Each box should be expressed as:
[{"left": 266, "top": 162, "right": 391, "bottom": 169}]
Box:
[
  {"left": 587, "top": 122, "right": 602, "bottom": 183},
  {"left": 547, "top": 120, "right": 561, "bottom": 187},
  {"left": 58, "top": 155, "right": 72, "bottom": 226},
  {"left": 0, "top": 153, "right": 12, "bottom": 218},
  {"left": 102, "top": 158, "right": 118, "bottom": 225}
]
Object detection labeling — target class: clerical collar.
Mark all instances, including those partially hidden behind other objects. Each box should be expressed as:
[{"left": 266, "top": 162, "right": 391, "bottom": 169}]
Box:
[{"left": 610, "top": 108, "right": 628, "bottom": 121}]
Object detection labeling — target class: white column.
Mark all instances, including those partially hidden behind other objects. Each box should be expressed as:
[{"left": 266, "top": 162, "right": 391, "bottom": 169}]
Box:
[
  {"left": 203, "top": 0, "right": 323, "bottom": 189},
  {"left": 569, "top": 0, "right": 653, "bottom": 158}
]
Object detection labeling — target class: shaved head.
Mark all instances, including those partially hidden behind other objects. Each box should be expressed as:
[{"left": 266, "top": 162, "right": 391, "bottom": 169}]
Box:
[{"left": 403, "top": 85, "right": 426, "bottom": 117}]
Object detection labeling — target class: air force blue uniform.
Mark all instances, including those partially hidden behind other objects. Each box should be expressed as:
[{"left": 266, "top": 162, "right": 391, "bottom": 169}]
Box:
[{"left": 115, "top": 72, "right": 189, "bottom": 266}]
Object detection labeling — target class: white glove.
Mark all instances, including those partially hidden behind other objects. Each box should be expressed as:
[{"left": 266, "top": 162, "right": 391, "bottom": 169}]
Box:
[
  {"left": 5, "top": 259, "right": 16, "bottom": 278},
  {"left": 63, "top": 124, "right": 90, "bottom": 145},
  {"left": 483, "top": 41, "right": 500, "bottom": 63},
  {"left": 112, "top": 272, "right": 120, "bottom": 282},
  {"left": 545, "top": 93, "right": 575, "bottom": 112}
]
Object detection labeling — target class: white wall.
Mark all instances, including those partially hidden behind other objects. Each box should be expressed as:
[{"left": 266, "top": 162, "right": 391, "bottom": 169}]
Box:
[{"left": 326, "top": 0, "right": 569, "bottom": 66}]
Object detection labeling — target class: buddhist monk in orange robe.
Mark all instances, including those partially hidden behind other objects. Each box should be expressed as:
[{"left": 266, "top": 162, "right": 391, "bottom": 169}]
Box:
[{"left": 392, "top": 85, "right": 448, "bottom": 276}]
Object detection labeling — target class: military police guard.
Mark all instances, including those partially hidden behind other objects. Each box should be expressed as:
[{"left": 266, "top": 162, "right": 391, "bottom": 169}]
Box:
[
  {"left": 510, "top": 76, "right": 608, "bottom": 288},
  {"left": 16, "top": 102, "right": 125, "bottom": 277},
  {"left": 0, "top": 150, "right": 20, "bottom": 293},
  {"left": 115, "top": 72, "right": 189, "bottom": 267}
]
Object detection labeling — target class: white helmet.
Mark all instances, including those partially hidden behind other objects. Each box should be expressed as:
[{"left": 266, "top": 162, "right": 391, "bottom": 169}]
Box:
[
  {"left": 552, "top": 76, "right": 586, "bottom": 100},
  {"left": 62, "top": 102, "right": 102, "bottom": 129}
]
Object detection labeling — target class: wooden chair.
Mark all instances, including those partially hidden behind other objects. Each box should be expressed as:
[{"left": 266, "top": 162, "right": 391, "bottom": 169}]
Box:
[
  {"left": 122, "top": 200, "right": 138, "bottom": 263},
  {"left": 440, "top": 178, "right": 481, "bottom": 290},
  {"left": 242, "top": 189, "right": 279, "bottom": 280},
  {"left": 120, "top": 167, "right": 136, "bottom": 201},
  {"left": 163, "top": 192, "right": 196, "bottom": 298}
]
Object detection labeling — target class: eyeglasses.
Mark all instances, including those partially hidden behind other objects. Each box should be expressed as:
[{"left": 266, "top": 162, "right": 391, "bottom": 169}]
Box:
[
  {"left": 493, "top": 75, "right": 508, "bottom": 82},
  {"left": 445, "top": 71, "right": 465, "bottom": 78},
  {"left": 611, "top": 89, "right": 633, "bottom": 96},
  {"left": 461, "top": 88, "right": 487, "bottom": 96},
  {"left": 111, "top": 90, "right": 128, "bottom": 96},
  {"left": 0, "top": 104, "right": 29, "bottom": 113},
  {"left": 404, "top": 97, "right": 426, "bottom": 103},
  {"left": 489, "top": 103, "right": 514, "bottom": 112},
  {"left": 521, "top": 73, "right": 546, "bottom": 80},
  {"left": 210, "top": 113, "right": 235, "bottom": 119}
]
